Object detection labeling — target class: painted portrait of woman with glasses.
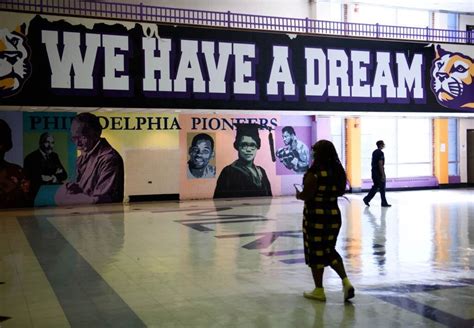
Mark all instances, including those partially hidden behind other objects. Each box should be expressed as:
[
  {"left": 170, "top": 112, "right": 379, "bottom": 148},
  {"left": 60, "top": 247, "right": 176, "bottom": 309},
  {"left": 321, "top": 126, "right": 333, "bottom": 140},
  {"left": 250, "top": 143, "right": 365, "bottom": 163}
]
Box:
[
  {"left": 187, "top": 133, "right": 216, "bottom": 179},
  {"left": 213, "top": 123, "right": 272, "bottom": 198}
]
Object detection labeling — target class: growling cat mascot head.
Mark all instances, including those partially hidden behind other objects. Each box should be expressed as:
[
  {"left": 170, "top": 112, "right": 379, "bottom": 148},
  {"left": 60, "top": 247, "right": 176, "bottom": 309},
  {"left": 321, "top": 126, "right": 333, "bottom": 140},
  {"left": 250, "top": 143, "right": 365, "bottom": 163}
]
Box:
[
  {"left": 431, "top": 45, "right": 474, "bottom": 110},
  {"left": 0, "top": 24, "right": 31, "bottom": 98}
]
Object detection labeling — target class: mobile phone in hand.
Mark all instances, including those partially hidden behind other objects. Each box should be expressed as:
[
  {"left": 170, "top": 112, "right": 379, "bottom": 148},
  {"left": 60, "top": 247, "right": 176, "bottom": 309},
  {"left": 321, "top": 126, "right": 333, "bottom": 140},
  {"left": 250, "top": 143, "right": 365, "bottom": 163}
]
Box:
[{"left": 293, "top": 183, "right": 303, "bottom": 192}]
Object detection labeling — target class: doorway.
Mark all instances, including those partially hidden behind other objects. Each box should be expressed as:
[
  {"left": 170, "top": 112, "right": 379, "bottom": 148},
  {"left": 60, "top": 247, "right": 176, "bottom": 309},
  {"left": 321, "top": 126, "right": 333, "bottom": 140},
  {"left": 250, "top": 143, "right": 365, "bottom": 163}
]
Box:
[{"left": 467, "top": 129, "right": 474, "bottom": 183}]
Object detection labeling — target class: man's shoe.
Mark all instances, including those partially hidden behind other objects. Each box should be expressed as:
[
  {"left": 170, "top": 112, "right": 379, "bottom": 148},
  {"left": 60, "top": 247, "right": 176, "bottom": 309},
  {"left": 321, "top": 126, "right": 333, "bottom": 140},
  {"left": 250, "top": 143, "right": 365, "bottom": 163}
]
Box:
[
  {"left": 363, "top": 198, "right": 370, "bottom": 207},
  {"left": 342, "top": 278, "right": 355, "bottom": 301},
  {"left": 303, "top": 288, "right": 326, "bottom": 301},
  {"left": 381, "top": 204, "right": 392, "bottom": 207}
]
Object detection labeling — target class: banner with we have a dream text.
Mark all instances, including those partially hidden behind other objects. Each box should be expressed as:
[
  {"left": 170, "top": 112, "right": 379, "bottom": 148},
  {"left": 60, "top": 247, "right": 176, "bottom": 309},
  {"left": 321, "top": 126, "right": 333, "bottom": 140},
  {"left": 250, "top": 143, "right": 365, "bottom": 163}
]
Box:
[{"left": 1, "top": 14, "right": 474, "bottom": 113}]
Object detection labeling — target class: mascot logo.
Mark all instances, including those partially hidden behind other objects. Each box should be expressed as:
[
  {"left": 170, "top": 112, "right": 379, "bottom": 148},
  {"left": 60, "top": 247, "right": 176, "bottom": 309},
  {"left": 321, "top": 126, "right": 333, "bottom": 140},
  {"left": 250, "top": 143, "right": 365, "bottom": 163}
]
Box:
[
  {"left": 431, "top": 45, "right": 474, "bottom": 110},
  {"left": 0, "top": 25, "right": 31, "bottom": 98}
]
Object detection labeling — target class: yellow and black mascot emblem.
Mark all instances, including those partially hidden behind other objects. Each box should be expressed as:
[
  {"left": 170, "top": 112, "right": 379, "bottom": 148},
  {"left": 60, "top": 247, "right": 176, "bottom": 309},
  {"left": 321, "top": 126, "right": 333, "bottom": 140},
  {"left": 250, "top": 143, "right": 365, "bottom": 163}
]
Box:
[
  {"left": 0, "top": 24, "right": 31, "bottom": 98},
  {"left": 431, "top": 45, "right": 474, "bottom": 110}
]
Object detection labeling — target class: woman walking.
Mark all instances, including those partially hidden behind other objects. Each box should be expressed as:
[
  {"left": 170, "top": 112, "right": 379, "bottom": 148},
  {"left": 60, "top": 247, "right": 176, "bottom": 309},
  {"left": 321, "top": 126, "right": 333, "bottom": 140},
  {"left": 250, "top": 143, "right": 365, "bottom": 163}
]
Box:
[{"left": 296, "top": 139, "right": 354, "bottom": 302}]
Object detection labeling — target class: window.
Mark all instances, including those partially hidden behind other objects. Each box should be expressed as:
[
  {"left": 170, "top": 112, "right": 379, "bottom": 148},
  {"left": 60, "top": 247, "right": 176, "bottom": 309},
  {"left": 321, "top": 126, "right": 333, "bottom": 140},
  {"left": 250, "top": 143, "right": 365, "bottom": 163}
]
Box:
[
  {"left": 448, "top": 118, "right": 459, "bottom": 176},
  {"left": 361, "top": 117, "right": 432, "bottom": 179}
]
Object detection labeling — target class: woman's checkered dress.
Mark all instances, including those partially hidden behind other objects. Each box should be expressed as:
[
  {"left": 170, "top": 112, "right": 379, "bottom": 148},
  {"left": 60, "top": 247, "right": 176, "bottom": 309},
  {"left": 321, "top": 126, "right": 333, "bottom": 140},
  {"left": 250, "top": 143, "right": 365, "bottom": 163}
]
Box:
[{"left": 303, "top": 169, "right": 343, "bottom": 268}]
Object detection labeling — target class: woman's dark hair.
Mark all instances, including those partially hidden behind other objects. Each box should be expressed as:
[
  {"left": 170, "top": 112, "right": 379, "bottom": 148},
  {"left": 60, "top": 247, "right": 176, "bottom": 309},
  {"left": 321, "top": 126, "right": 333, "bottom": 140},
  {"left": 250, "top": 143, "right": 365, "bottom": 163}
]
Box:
[{"left": 310, "top": 139, "right": 347, "bottom": 195}]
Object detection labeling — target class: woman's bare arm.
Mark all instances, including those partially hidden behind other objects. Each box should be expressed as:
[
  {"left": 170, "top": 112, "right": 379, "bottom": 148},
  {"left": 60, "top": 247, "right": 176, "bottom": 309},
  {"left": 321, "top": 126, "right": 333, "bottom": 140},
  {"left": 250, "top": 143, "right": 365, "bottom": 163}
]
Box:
[{"left": 296, "top": 172, "right": 317, "bottom": 201}]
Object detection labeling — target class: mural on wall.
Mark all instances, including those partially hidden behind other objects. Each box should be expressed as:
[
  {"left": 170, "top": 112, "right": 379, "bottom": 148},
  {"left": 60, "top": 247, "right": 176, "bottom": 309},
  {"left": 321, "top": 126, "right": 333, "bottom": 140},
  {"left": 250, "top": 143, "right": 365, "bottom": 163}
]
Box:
[
  {"left": 0, "top": 14, "right": 473, "bottom": 113},
  {"left": 22, "top": 112, "right": 75, "bottom": 206},
  {"left": 179, "top": 114, "right": 282, "bottom": 200},
  {"left": 54, "top": 113, "right": 125, "bottom": 206},
  {"left": 4, "top": 13, "right": 472, "bottom": 208},
  {"left": 275, "top": 125, "right": 311, "bottom": 175},
  {"left": 186, "top": 132, "right": 216, "bottom": 179},
  {"left": 214, "top": 123, "right": 273, "bottom": 199},
  {"left": 1, "top": 111, "right": 312, "bottom": 208},
  {"left": 23, "top": 132, "right": 68, "bottom": 196},
  {"left": 430, "top": 45, "right": 474, "bottom": 110},
  {"left": 0, "top": 116, "right": 31, "bottom": 208}
]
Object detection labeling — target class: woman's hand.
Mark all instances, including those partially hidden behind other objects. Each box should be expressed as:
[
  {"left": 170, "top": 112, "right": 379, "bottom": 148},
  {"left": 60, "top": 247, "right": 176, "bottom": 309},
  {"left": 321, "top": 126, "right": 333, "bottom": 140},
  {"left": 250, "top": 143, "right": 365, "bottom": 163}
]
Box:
[{"left": 297, "top": 172, "right": 317, "bottom": 201}]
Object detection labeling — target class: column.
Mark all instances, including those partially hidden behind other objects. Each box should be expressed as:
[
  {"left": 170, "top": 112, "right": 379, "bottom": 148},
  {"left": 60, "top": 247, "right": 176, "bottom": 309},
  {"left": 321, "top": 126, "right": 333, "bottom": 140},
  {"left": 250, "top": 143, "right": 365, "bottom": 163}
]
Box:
[
  {"left": 345, "top": 117, "right": 361, "bottom": 191},
  {"left": 433, "top": 118, "right": 449, "bottom": 184}
]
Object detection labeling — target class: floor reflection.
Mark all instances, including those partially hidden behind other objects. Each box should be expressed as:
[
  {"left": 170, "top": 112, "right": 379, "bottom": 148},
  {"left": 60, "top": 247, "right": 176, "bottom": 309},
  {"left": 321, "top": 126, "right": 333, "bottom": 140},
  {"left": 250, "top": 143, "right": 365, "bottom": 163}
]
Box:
[
  {"left": 364, "top": 206, "right": 387, "bottom": 274},
  {"left": 0, "top": 189, "right": 473, "bottom": 327}
]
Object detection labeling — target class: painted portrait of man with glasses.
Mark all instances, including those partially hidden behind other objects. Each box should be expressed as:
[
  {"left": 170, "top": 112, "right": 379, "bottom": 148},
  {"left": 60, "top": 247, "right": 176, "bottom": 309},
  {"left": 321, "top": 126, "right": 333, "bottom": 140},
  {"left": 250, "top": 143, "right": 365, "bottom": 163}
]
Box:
[
  {"left": 213, "top": 123, "right": 272, "bottom": 198},
  {"left": 187, "top": 133, "right": 216, "bottom": 179}
]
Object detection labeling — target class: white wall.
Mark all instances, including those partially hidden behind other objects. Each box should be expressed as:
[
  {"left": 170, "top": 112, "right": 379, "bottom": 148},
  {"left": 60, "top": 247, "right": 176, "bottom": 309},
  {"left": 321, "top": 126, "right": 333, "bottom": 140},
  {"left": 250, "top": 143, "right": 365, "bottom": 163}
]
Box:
[
  {"left": 459, "top": 118, "right": 474, "bottom": 183},
  {"left": 103, "top": 0, "right": 312, "bottom": 18},
  {"left": 459, "top": 14, "right": 474, "bottom": 31},
  {"left": 434, "top": 12, "right": 449, "bottom": 29},
  {"left": 124, "top": 149, "right": 180, "bottom": 198},
  {"left": 315, "top": 1, "right": 342, "bottom": 22},
  {"left": 397, "top": 9, "right": 430, "bottom": 28},
  {"left": 346, "top": 4, "right": 397, "bottom": 25},
  {"left": 346, "top": 4, "right": 430, "bottom": 28}
]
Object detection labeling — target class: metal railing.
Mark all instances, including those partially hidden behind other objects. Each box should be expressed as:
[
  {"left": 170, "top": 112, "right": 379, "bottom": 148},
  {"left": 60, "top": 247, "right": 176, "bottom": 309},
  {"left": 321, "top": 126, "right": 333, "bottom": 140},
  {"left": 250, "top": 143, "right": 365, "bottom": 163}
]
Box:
[{"left": 0, "top": 0, "right": 472, "bottom": 44}]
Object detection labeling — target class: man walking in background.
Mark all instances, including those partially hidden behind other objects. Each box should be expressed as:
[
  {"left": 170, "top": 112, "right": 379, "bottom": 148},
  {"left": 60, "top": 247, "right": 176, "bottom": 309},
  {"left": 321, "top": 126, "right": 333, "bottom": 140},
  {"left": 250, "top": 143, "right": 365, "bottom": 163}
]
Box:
[{"left": 363, "top": 140, "right": 391, "bottom": 207}]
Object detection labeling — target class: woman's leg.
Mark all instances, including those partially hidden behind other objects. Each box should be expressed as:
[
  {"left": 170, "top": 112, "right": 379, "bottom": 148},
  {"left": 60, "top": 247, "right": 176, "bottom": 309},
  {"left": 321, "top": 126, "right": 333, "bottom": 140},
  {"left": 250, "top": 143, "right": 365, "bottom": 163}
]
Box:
[
  {"left": 304, "top": 265, "right": 326, "bottom": 301},
  {"left": 311, "top": 266, "right": 324, "bottom": 288},
  {"left": 328, "top": 252, "right": 347, "bottom": 279},
  {"left": 329, "top": 251, "right": 355, "bottom": 301}
]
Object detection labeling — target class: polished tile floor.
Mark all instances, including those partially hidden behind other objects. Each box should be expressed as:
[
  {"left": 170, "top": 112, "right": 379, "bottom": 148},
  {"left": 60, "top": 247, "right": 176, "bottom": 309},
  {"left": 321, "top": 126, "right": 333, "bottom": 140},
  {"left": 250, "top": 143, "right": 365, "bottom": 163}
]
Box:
[{"left": 0, "top": 189, "right": 473, "bottom": 327}]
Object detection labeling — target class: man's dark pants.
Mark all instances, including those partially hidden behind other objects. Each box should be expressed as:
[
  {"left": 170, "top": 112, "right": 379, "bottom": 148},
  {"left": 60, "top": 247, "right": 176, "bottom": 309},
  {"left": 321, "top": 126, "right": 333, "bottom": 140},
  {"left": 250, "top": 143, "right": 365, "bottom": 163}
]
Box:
[{"left": 364, "top": 173, "right": 388, "bottom": 205}]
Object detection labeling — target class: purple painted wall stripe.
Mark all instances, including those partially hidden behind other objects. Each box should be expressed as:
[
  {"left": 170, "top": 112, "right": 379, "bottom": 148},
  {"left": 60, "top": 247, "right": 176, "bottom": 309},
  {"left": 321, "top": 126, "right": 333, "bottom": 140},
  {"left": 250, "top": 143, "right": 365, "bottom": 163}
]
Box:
[{"left": 361, "top": 176, "right": 439, "bottom": 190}]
